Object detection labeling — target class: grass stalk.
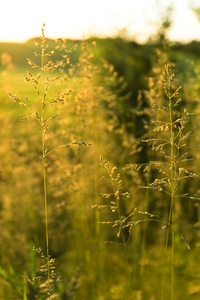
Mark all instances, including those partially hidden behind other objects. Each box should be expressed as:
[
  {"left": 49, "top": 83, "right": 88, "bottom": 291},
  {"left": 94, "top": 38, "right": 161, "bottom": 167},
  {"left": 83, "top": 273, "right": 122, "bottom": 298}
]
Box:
[
  {"left": 23, "top": 271, "right": 27, "bottom": 300},
  {"left": 161, "top": 66, "right": 175, "bottom": 300},
  {"left": 42, "top": 137, "right": 50, "bottom": 284},
  {"left": 169, "top": 75, "right": 175, "bottom": 300},
  {"left": 116, "top": 192, "right": 133, "bottom": 296},
  {"left": 161, "top": 65, "right": 179, "bottom": 300},
  {"left": 40, "top": 23, "right": 50, "bottom": 294}
]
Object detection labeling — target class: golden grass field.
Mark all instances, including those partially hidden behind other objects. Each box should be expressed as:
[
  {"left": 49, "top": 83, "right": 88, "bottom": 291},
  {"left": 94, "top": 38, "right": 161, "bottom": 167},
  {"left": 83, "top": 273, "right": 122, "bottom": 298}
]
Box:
[{"left": 0, "top": 26, "right": 200, "bottom": 299}]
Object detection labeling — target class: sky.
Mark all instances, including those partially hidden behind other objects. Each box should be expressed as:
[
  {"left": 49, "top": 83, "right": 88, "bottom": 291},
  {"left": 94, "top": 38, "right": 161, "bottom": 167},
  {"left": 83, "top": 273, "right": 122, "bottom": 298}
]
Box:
[{"left": 0, "top": 0, "right": 200, "bottom": 43}]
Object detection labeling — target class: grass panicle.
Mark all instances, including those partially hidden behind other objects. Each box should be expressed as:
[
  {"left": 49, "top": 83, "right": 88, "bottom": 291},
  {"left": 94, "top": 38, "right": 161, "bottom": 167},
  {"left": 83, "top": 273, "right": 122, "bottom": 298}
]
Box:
[
  {"left": 6, "top": 24, "right": 92, "bottom": 299},
  {"left": 124, "top": 64, "right": 197, "bottom": 300}
]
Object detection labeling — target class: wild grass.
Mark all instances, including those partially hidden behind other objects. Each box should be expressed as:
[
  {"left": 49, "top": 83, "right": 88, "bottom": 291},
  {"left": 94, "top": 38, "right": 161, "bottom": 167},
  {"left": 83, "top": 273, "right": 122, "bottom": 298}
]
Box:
[
  {"left": 123, "top": 63, "right": 199, "bottom": 299},
  {"left": 0, "top": 25, "right": 200, "bottom": 300},
  {"left": 6, "top": 24, "right": 93, "bottom": 299}
]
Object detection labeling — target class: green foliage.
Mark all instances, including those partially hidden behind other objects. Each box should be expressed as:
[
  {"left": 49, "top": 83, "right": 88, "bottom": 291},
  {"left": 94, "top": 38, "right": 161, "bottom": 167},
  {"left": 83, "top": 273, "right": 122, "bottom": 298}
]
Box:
[{"left": 1, "top": 24, "right": 200, "bottom": 300}]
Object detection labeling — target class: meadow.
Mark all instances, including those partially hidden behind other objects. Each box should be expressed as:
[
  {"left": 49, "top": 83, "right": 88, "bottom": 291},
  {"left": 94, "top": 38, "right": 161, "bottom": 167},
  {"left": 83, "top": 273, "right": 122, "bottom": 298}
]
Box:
[{"left": 0, "top": 25, "right": 200, "bottom": 299}]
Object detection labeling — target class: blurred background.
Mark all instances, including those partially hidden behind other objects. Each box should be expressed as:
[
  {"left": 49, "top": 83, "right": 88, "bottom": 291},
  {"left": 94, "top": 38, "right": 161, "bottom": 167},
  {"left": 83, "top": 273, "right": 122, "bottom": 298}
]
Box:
[{"left": 1, "top": 0, "right": 200, "bottom": 299}]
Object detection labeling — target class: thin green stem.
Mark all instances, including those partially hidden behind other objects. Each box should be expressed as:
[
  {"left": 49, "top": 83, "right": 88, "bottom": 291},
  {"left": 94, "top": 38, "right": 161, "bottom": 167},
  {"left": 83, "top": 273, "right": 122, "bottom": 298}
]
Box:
[
  {"left": 116, "top": 195, "right": 133, "bottom": 297},
  {"left": 41, "top": 26, "right": 50, "bottom": 296},
  {"left": 161, "top": 77, "right": 175, "bottom": 300},
  {"left": 23, "top": 271, "right": 27, "bottom": 300},
  {"left": 171, "top": 210, "right": 174, "bottom": 300},
  {"left": 161, "top": 215, "right": 170, "bottom": 300},
  {"left": 44, "top": 144, "right": 70, "bottom": 157},
  {"left": 42, "top": 136, "right": 50, "bottom": 278},
  {"left": 169, "top": 96, "right": 175, "bottom": 300}
]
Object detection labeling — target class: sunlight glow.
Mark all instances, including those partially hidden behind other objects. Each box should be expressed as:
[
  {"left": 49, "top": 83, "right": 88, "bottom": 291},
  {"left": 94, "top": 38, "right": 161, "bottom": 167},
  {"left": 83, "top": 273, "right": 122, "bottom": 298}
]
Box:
[{"left": 0, "top": 0, "right": 200, "bottom": 43}]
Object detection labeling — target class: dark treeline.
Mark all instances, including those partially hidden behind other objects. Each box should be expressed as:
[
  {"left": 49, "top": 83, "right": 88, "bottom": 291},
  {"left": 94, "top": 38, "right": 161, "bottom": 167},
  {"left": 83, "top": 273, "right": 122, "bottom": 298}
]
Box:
[{"left": 1, "top": 37, "right": 200, "bottom": 88}]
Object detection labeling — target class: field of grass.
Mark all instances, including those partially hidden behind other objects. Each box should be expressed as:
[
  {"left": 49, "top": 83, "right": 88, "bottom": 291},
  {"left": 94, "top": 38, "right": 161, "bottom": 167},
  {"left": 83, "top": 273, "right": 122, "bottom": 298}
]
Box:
[{"left": 1, "top": 26, "right": 200, "bottom": 299}]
